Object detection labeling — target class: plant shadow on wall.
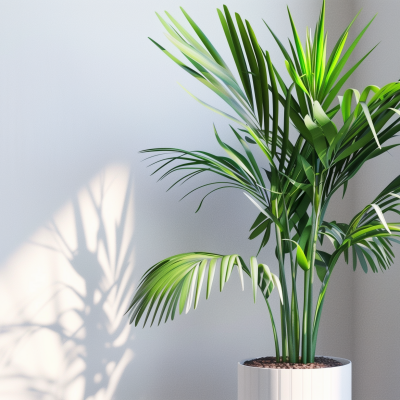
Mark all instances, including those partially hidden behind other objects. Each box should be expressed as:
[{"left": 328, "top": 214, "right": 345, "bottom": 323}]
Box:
[{"left": 0, "top": 164, "right": 135, "bottom": 400}]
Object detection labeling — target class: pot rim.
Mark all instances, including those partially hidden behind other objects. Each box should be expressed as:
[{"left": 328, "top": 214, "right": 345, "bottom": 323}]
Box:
[{"left": 238, "top": 355, "right": 351, "bottom": 369}]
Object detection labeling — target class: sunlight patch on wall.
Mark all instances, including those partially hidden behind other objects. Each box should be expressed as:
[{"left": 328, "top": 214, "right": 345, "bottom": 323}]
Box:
[{"left": 0, "top": 163, "right": 135, "bottom": 400}]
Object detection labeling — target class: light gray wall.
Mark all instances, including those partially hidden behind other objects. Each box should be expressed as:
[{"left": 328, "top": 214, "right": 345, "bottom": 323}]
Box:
[
  {"left": 1, "top": 0, "right": 396, "bottom": 399},
  {"left": 350, "top": 1, "right": 400, "bottom": 400}
]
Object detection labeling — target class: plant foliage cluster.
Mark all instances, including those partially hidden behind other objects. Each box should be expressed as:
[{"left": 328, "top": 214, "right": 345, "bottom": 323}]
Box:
[{"left": 127, "top": 1, "right": 400, "bottom": 363}]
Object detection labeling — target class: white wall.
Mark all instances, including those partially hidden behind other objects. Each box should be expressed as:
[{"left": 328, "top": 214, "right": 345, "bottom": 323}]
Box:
[
  {"left": 350, "top": 1, "right": 400, "bottom": 400},
  {"left": 0, "top": 0, "right": 391, "bottom": 399}
]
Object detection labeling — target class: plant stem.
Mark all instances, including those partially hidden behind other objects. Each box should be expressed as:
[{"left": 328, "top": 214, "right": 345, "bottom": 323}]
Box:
[
  {"left": 312, "top": 295, "right": 325, "bottom": 356},
  {"left": 266, "top": 299, "right": 280, "bottom": 362},
  {"left": 292, "top": 291, "right": 300, "bottom": 361},
  {"left": 275, "top": 209, "right": 296, "bottom": 363},
  {"left": 308, "top": 171, "right": 322, "bottom": 362},
  {"left": 302, "top": 269, "right": 309, "bottom": 363},
  {"left": 307, "top": 214, "right": 316, "bottom": 363},
  {"left": 280, "top": 303, "right": 287, "bottom": 361},
  {"left": 307, "top": 236, "right": 315, "bottom": 362},
  {"left": 282, "top": 195, "right": 300, "bottom": 362},
  {"left": 312, "top": 250, "right": 341, "bottom": 358},
  {"left": 302, "top": 160, "right": 322, "bottom": 364}
]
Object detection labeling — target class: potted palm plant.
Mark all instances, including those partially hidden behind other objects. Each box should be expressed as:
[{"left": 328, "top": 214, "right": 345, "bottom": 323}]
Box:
[{"left": 127, "top": 1, "right": 400, "bottom": 398}]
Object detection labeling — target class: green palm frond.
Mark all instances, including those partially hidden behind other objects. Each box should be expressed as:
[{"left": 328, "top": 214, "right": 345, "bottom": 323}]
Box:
[
  {"left": 297, "top": 83, "right": 400, "bottom": 223},
  {"left": 149, "top": 5, "right": 292, "bottom": 155},
  {"left": 141, "top": 128, "right": 269, "bottom": 209},
  {"left": 312, "top": 217, "right": 400, "bottom": 353},
  {"left": 319, "top": 174, "right": 400, "bottom": 276},
  {"left": 126, "top": 252, "right": 283, "bottom": 327},
  {"left": 313, "top": 175, "right": 400, "bottom": 352},
  {"left": 268, "top": 0, "right": 376, "bottom": 111}
]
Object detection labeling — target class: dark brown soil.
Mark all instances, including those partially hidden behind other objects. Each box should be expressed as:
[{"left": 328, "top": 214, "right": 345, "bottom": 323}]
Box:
[{"left": 243, "top": 356, "right": 343, "bottom": 369}]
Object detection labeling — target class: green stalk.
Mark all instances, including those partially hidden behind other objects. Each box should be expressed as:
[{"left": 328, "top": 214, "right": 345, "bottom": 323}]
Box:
[
  {"left": 274, "top": 202, "right": 296, "bottom": 362},
  {"left": 312, "top": 296, "right": 325, "bottom": 357},
  {"left": 302, "top": 160, "right": 320, "bottom": 364},
  {"left": 307, "top": 229, "right": 316, "bottom": 362},
  {"left": 282, "top": 194, "right": 300, "bottom": 362},
  {"left": 308, "top": 172, "right": 322, "bottom": 362},
  {"left": 301, "top": 269, "right": 309, "bottom": 363},
  {"left": 280, "top": 303, "right": 287, "bottom": 361},
  {"left": 271, "top": 167, "right": 295, "bottom": 362},
  {"left": 307, "top": 213, "right": 316, "bottom": 362},
  {"left": 292, "top": 290, "right": 300, "bottom": 360},
  {"left": 312, "top": 250, "right": 341, "bottom": 357},
  {"left": 266, "top": 299, "right": 280, "bottom": 362}
]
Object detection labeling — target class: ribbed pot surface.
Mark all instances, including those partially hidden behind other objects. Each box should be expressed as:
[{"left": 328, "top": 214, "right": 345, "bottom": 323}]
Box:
[{"left": 238, "top": 356, "right": 351, "bottom": 400}]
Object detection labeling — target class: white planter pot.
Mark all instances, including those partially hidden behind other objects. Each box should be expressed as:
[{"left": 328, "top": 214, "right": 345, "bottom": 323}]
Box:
[{"left": 238, "top": 356, "right": 351, "bottom": 400}]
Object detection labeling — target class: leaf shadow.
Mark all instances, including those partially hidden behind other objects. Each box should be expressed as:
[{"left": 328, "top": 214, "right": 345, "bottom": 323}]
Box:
[{"left": 0, "top": 164, "right": 136, "bottom": 400}]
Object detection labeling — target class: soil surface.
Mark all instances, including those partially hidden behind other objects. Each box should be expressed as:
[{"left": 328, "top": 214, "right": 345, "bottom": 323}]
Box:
[{"left": 243, "top": 356, "right": 343, "bottom": 369}]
